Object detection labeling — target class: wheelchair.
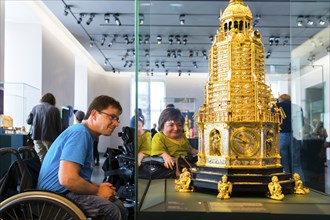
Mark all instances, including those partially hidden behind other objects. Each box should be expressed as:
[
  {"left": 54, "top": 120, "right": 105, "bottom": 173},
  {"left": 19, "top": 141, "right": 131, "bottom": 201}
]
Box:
[
  {"left": 102, "top": 126, "right": 135, "bottom": 215},
  {"left": 0, "top": 147, "right": 103, "bottom": 220}
]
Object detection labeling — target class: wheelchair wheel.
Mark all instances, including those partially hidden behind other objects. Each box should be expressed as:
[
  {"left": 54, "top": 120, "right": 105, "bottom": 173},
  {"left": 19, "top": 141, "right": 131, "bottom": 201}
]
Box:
[{"left": 0, "top": 191, "right": 87, "bottom": 220}]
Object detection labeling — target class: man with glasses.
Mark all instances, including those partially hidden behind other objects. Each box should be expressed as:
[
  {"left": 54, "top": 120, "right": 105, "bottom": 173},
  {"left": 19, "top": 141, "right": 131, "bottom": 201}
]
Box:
[{"left": 37, "top": 95, "right": 127, "bottom": 220}]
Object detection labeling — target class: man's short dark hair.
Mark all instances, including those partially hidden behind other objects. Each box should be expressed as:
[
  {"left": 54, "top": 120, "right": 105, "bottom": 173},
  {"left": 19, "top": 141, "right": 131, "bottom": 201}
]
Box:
[
  {"left": 40, "top": 93, "right": 56, "bottom": 106},
  {"left": 85, "top": 95, "right": 122, "bottom": 119}
]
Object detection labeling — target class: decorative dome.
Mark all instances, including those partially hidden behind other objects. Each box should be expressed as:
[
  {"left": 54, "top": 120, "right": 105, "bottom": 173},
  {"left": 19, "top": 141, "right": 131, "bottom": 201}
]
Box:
[{"left": 222, "top": 0, "right": 252, "bottom": 20}]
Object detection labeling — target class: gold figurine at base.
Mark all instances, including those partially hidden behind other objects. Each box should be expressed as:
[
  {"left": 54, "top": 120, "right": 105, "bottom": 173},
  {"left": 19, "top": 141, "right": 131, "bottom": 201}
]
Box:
[
  {"left": 217, "top": 175, "right": 233, "bottom": 199},
  {"left": 293, "top": 173, "right": 310, "bottom": 195},
  {"left": 268, "top": 176, "right": 285, "bottom": 201},
  {"left": 175, "top": 168, "right": 194, "bottom": 192}
]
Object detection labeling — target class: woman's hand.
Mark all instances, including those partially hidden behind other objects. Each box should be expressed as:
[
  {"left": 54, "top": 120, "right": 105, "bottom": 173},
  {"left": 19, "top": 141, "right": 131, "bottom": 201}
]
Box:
[
  {"left": 161, "top": 152, "right": 174, "bottom": 169},
  {"left": 138, "top": 152, "right": 146, "bottom": 167}
]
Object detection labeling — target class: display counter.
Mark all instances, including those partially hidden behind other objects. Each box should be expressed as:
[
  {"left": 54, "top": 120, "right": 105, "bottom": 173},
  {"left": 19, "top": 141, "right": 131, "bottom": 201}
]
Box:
[
  {"left": 138, "top": 178, "right": 330, "bottom": 220},
  {"left": 0, "top": 134, "right": 24, "bottom": 174}
]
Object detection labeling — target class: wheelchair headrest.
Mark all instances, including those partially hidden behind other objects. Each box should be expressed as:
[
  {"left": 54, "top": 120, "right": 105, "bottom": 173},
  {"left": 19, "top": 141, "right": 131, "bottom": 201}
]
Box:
[{"left": 120, "top": 126, "right": 135, "bottom": 144}]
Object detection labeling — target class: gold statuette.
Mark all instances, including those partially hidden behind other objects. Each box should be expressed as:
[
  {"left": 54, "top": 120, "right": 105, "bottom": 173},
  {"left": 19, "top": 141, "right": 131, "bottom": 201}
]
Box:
[
  {"left": 268, "top": 176, "right": 284, "bottom": 200},
  {"left": 175, "top": 168, "right": 194, "bottom": 192},
  {"left": 217, "top": 175, "right": 233, "bottom": 199},
  {"left": 293, "top": 173, "right": 310, "bottom": 195}
]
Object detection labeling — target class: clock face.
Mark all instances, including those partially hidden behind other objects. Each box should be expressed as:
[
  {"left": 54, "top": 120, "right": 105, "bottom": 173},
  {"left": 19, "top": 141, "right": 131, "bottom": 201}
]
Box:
[{"left": 230, "top": 127, "right": 259, "bottom": 157}]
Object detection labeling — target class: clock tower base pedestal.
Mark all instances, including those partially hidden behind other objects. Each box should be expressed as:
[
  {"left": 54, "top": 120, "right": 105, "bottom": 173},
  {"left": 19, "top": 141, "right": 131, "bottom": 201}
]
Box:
[{"left": 191, "top": 166, "right": 294, "bottom": 195}]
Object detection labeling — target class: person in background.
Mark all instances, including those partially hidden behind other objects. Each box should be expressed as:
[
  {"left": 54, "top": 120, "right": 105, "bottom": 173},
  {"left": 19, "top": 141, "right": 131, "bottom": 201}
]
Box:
[
  {"left": 166, "top": 103, "right": 175, "bottom": 108},
  {"left": 150, "top": 107, "right": 198, "bottom": 178},
  {"left": 129, "top": 108, "right": 145, "bottom": 128},
  {"left": 37, "top": 95, "right": 127, "bottom": 220},
  {"left": 276, "top": 94, "right": 304, "bottom": 181},
  {"left": 150, "top": 123, "right": 158, "bottom": 138},
  {"left": 137, "top": 117, "right": 151, "bottom": 166},
  {"left": 74, "top": 110, "right": 85, "bottom": 124},
  {"left": 27, "top": 93, "right": 62, "bottom": 162}
]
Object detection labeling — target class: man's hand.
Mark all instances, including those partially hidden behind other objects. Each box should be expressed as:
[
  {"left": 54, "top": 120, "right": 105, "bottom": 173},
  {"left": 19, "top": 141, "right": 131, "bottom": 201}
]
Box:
[{"left": 97, "top": 182, "right": 117, "bottom": 199}]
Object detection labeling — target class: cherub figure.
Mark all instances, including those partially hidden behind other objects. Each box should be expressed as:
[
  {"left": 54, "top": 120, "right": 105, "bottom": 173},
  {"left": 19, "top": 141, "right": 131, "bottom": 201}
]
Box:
[
  {"left": 268, "top": 176, "right": 285, "bottom": 200},
  {"left": 293, "top": 173, "right": 310, "bottom": 195},
  {"left": 217, "top": 175, "right": 232, "bottom": 199},
  {"left": 175, "top": 168, "right": 193, "bottom": 192}
]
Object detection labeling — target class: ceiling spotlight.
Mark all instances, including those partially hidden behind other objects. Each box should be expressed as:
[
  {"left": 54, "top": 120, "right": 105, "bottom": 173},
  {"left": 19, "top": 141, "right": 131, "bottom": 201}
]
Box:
[
  {"left": 123, "top": 35, "right": 129, "bottom": 44},
  {"left": 306, "top": 16, "right": 314, "bottom": 26},
  {"left": 297, "top": 16, "right": 304, "bottom": 26},
  {"left": 144, "top": 35, "right": 150, "bottom": 44},
  {"left": 112, "top": 68, "right": 116, "bottom": 73},
  {"left": 179, "top": 14, "right": 185, "bottom": 25},
  {"left": 104, "top": 13, "right": 110, "bottom": 23},
  {"left": 274, "top": 37, "right": 280, "bottom": 46},
  {"left": 318, "top": 16, "right": 325, "bottom": 25},
  {"left": 86, "top": 14, "right": 95, "bottom": 25},
  {"left": 77, "top": 13, "right": 86, "bottom": 24},
  {"left": 168, "top": 35, "right": 173, "bottom": 45},
  {"left": 64, "top": 5, "right": 70, "bottom": 16},
  {"left": 193, "top": 62, "right": 198, "bottom": 69},
  {"left": 182, "top": 35, "right": 187, "bottom": 45},
  {"left": 177, "top": 61, "right": 181, "bottom": 69},
  {"left": 176, "top": 35, "right": 181, "bottom": 44},
  {"left": 178, "top": 70, "right": 182, "bottom": 76},
  {"left": 104, "top": 58, "right": 108, "bottom": 66},
  {"left": 113, "top": 13, "right": 121, "bottom": 26},
  {"left": 269, "top": 36, "right": 274, "bottom": 46},
  {"left": 123, "top": 60, "right": 128, "bottom": 68},
  {"left": 128, "top": 61, "right": 133, "bottom": 68},
  {"left": 101, "top": 35, "right": 107, "bottom": 46},
  {"left": 161, "top": 61, "right": 165, "bottom": 68},
  {"left": 157, "top": 35, "right": 162, "bottom": 44},
  {"left": 89, "top": 38, "right": 94, "bottom": 47},
  {"left": 108, "top": 35, "right": 116, "bottom": 47},
  {"left": 188, "top": 70, "right": 191, "bottom": 76},
  {"left": 189, "top": 50, "right": 193, "bottom": 58},
  {"left": 282, "top": 36, "right": 289, "bottom": 46},
  {"left": 209, "top": 36, "right": 214, "bottom": 42},
  {"left": 165, "top": 69, "right": 169, "bottom": 76},
  {"left": 155, "top": 61, "right": 159, "bottom": 68},
  {"left": 167, "top": 50, "right": 171, "bottom": 57},
  {"left": 145, "top": 50, "right": 149, "bottom": 57},
  {"left": 177, "top": 50, "right": 182, "bottom": 57},
  {"left": 146, "top": 61, "right": 150, "bottom": 68},
  {"left": 266, "top": 50, "right": 271, "bottom": 59},
  {"left": 202, "top": 50, "right": 207, "bottom": 59},
  {"left": 139, "top": 14, "right": 144, "bottom": 25},
  {"left": 253, "top": 14, "right": 261, "bottom": 27}
]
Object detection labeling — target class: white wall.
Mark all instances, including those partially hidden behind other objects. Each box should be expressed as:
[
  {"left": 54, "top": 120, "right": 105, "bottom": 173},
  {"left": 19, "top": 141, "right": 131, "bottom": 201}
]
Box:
[
  {"left": 87, "top": 73, "right": 131, "bottom": 152},
  {"left": 164, "top": 76, "right": 208, "bottom": 112}
]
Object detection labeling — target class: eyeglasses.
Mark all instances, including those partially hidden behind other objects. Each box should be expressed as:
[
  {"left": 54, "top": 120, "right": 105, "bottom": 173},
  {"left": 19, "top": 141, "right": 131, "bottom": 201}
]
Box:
[{"left": 99, "top": 111, "right": 120, "bottom": 123}]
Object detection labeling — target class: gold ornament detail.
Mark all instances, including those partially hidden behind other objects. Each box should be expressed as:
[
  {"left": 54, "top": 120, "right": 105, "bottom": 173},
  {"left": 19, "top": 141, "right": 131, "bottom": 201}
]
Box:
[
  {"left": 175, "top": 168, "right": 194, "bottom": 192},
  {"left": 293, "top": 173, "right": 310, "bottom": 195},
  {"left": 268, "top": 176, "right": 285, "bottom": 200},
  {"left": 217, "top": 175, "right": 233, "bottom": 199}
]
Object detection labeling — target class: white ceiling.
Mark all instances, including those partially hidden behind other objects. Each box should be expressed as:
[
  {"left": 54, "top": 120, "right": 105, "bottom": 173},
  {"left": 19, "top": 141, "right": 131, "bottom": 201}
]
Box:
[{"left": 42, "top": 0, "right": 330, "bottom": 75}]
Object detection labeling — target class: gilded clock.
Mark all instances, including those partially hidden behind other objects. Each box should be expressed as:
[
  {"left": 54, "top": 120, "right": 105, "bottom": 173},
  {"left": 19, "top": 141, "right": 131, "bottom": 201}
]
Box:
[{"left": 230, "top": 127, "right": 259, "bottom": 157}]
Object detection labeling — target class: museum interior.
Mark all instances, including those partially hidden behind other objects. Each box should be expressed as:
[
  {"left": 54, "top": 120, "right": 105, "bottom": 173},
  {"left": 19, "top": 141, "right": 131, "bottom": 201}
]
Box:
[{"left": 0, "top": 0, "right": 329, "bottom": 219}]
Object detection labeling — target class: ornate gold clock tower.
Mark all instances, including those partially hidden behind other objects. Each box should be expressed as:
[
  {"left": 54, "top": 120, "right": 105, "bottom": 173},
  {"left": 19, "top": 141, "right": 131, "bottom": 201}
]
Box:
[{"left": 192, "top": 0, "right": 293, "bottom": 193}]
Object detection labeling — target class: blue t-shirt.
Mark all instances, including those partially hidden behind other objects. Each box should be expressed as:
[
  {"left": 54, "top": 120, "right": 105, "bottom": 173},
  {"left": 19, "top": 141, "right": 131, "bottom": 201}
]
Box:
[{"left": 37, "top": 123, "right": 94, "bottom": 193}]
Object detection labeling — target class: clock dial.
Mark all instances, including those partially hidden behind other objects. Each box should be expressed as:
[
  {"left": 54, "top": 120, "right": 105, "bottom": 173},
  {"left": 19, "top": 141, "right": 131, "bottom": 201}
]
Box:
[{"left": 230, "top": 128, "right": 259, "bottom": 157}]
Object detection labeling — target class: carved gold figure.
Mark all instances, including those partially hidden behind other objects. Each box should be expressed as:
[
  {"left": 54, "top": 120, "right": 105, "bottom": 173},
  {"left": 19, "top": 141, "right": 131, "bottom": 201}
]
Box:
[
  {"left": 268, "top": 176, "right": 285, "bottom": 200},
  {"left": 175, "top": 168, "right": 194, "bottom": 192},
  {"left": 293, "top": 173, "right": 310, "bottom": 195},
  {"left": 217, "top": 175, "right": 233, "bottom": 199},
  {"left": 196, "top": 0, "right": 283, "bottom": 168}
]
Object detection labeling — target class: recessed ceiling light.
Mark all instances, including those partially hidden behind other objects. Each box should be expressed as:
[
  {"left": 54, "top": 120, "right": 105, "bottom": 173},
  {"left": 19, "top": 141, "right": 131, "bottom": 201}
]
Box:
[{"left": 170, "top": 3, "right": 183, "bottom": 7}]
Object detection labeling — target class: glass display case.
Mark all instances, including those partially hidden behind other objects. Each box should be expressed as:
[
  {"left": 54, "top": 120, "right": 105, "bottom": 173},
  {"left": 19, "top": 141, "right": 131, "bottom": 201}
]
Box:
[{"left": 136, "top": 0, "right": 329, "bottom": 219}]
